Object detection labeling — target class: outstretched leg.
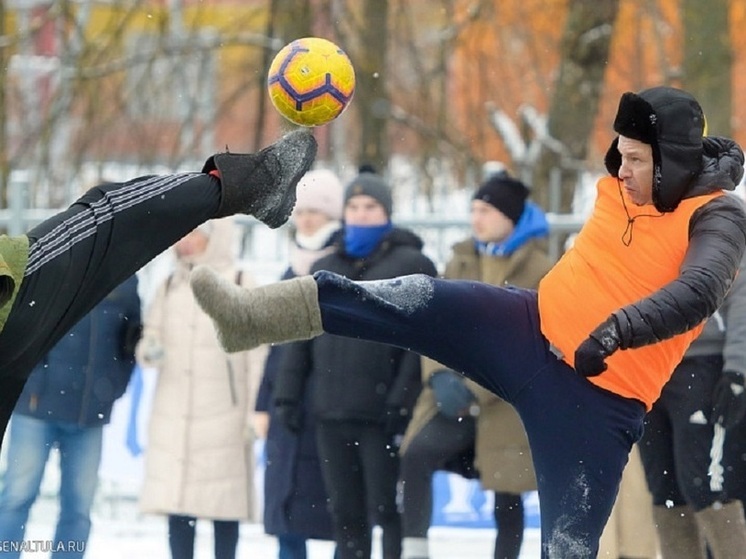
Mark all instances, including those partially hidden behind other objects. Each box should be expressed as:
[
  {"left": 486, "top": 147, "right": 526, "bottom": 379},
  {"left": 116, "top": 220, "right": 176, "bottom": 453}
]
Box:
[
  {"left": 191, "top": 269, "right": 548, "bottom": 401},
  {"left": 0, "top": 130, "right": 317, "bottom": 447}
]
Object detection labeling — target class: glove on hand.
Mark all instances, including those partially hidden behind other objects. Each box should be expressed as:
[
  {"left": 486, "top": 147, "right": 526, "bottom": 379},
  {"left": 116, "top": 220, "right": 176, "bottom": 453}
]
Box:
[
  {"left": 382, "top": 405, "right": 410, "bottom": 438},
  {"left": 711, "top": 371, "right": 746, "bottom": 429},
  {"left": 275, "top": 399, "right": 303, "bottom": 434},
  {"left": 429, "top": 368, "right": 476, "bottom": 418},
  {"left": 574, "top": 318, "right": 622, "bottom": 377}
]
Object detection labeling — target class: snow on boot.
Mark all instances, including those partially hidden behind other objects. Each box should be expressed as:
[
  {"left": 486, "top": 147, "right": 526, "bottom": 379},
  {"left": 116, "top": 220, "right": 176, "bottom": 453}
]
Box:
[
  {"left": 190, "top": 265, "right": 322, "bottom": 352},
  {"left": 203, "top": 129, "right": 317, "bottom": 228}
]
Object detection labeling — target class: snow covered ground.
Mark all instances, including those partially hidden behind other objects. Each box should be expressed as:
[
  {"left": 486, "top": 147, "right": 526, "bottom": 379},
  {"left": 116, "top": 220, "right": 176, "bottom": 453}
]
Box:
[
  {"left": 2, "top": 378, "right": 542, "bottom": 559},
  {"left": 20, "top": 494, "right": 542, "bottom": 559}
]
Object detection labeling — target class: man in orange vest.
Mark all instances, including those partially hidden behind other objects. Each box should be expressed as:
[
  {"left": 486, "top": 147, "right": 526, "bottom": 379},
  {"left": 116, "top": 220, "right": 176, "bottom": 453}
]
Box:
[{"left": 191, "top": 87, "right": 746, "bottom": 558}]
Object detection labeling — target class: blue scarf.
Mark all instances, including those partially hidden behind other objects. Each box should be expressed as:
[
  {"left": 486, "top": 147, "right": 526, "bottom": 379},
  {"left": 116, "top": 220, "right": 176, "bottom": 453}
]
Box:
[
  {"left": 474, "top": 201, "right": 549, "bottom": 257},
  {"left": 345, "top": 222, "right": 393, "bottom": 258}
]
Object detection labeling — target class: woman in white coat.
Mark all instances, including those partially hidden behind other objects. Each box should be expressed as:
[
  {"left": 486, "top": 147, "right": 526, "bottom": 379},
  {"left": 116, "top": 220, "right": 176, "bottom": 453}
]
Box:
[{"left": 136, "top": 218, "right": 263, "bottom": 559}]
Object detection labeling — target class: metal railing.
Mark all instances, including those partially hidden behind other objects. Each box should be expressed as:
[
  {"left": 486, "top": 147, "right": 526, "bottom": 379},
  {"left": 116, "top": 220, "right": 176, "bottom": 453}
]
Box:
[{"left": 1, "top": 174, "right": 586, "bottom": 273}]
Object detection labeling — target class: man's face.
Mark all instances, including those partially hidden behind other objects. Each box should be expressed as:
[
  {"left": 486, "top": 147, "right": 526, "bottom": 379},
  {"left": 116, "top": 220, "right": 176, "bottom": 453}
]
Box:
[
  {"left": 344, "top": 194, "right": 389, "bottom": 226},
  {"left": 174, "top": 228, "right": 209, "bottom": 258},
  {"left": 470, "top": 199, "right": 514, "bottom": 243},
  {"left": 293, "top": 208, "right": 333, "bottom": 237},
  {"left": 617, "top": 135, "right": 654, "bottom": 206}
]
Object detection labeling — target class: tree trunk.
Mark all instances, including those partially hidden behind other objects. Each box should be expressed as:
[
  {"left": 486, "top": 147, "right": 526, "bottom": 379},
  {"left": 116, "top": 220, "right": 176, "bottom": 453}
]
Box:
[
  {"left": 0, "top": 0, "right": 8, "bottom": 210},
  {"left": 355, "top": 0, "right": 389, "bottom": 172},
  {"left": 257, "top": 0, "right": 313, "bottom": 149},
  {"left": 681, "top": 0, "right": 732, "bottom": 136},
  {"left": 534, "top": 0, "right": 620, "bottom": 214}
]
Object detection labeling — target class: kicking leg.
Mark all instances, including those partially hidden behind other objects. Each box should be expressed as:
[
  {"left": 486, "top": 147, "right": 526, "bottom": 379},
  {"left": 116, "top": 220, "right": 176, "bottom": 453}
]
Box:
[
  {"left": 0, "top": 130, "right": 316, "bottom": 447},
  {"left": 191, "top": 269, "right": 550, "bottom": 402},
  {"left": 514, "top": 360, "right": 645, "bottom": 558}
]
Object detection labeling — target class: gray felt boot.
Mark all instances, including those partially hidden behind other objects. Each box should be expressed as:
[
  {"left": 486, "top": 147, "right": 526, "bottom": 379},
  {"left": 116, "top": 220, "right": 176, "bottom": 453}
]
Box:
[
  {"left": 653, "top": 505, "right": 705, "bottom": 559},
  {"left": 190, "top": 265, "right": 323, "bottom": 352},
  {"left": 695, "top": 500, "right": 746, "bottom": 559},
  {"left": 202, "top": 129, "right": 317, "bottom": 228}
]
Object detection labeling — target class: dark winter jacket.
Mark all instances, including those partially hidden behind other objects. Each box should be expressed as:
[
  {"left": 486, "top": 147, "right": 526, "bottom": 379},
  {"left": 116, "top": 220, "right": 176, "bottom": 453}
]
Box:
[
  {"left": 275, "top": 227, "right": 438, "bottom": 423},
  {"left": 255, "top": 265, "right": 335, "bottom": 539},
  {"left": 684, "top": 245, "right": 746, "bottom": 373},
  {"left": 14, "top": 274, "right": 141, "bottom": 426}
]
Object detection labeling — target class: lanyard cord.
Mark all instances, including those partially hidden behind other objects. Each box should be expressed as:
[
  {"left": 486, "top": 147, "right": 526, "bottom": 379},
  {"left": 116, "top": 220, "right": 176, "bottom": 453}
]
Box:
[{"left": 616, "top": 178, "right": 664, "bottom": 246}]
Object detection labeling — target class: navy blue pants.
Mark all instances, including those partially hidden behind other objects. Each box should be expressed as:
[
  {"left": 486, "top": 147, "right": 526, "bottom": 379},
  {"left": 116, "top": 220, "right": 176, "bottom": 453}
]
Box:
[{"left": 315, "top": 271, "right": 646, "bottom": 559}]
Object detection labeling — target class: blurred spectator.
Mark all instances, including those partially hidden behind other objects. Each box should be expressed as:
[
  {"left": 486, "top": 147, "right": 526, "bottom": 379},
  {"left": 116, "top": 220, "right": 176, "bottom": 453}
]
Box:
[
  {"left": 0, "top": 275, "right": 141, "bottom": 559},
  {"left": 254, "top": 169, "right": 343, "bottom": 559},
  {"left": 132, "top": 219, "right": 264, "bottom": 559},
  {"left": 638, "top": 248, "right": 746, "bottom": 559},
  {"left": 273, "top": 168, "right": 437, "bottom": 559},
  {"left": 597, "top": 445, "right": 658, "bottom": 558},
  {"left": 398, "top": 173, "right": 552, "bottom": 559}
]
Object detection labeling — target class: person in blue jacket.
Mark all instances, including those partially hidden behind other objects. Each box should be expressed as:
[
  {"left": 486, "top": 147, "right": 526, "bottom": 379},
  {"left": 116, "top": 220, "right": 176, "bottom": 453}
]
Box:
[{"left": 0, "top": 274, "right": 141, "bottom": 559}]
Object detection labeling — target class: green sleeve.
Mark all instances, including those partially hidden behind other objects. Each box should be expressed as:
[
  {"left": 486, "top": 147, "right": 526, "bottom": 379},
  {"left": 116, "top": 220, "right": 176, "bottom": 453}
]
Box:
[{"left": 0, "top": 235, "right": 30, "bottom": 332}]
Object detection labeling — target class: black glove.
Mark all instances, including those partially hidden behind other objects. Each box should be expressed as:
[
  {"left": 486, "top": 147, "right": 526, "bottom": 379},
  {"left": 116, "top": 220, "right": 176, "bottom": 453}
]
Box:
[
  {"left": 574, "top": 318, "right": 621, "bottom": 377},
  {"left": 381, "top": 405, "right": 410, "bottom": 438},
  {"left": 711, "top": 371, "right": 746, "bottom": 429},
  {"left": 274, "top": 399, "right": 303, "bottom": 434},
  {"left": 429, "top": 368, "right": 476, "bottom": 418}
]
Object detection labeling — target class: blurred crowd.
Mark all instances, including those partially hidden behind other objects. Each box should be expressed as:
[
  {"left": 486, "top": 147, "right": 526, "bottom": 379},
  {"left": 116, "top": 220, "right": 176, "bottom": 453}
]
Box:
[{"left": 1, "top": 163, "right": 746, "bottom": 559}]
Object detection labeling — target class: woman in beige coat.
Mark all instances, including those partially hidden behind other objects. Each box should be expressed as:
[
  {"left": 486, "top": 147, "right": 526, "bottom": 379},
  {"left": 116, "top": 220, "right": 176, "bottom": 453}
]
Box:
[
  {"left": 399, "top": 174, "right": 553, "bottom": 559},
  {"left": 136, "top": 218, "right": 263, "bottom": 559}
]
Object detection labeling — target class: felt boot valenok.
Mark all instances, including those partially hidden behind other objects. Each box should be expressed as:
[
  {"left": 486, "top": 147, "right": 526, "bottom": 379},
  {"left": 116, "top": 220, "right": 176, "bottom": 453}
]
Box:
[
  {"left": 695, "top": 500, "right": 746, "bottom": 559},
  {"left": 203, "top": 129, "right": 317, "bottom": 228},
  {"left": 190, "top": 265, "right": 323, "bottom": 352},
  {"left": 652, "top": 505, "right": 705, "bottom": 559}
]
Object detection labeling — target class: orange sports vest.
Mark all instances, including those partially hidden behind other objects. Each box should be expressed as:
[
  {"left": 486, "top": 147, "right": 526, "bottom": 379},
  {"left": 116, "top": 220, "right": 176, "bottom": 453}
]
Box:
[{"left": 538, "top": 176, "right": 722, "bottom": 409}]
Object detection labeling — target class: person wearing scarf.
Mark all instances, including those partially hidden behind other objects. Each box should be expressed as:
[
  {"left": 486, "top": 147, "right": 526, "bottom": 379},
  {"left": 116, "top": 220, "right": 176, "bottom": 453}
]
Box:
[{"left": 272, "top": 168, "right": 437, "bottom": 559}]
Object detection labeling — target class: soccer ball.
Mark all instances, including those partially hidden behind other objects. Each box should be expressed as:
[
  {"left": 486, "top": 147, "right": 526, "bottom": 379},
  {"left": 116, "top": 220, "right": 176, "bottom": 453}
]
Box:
[{"left": 267, "top": 37, "right": 356, "bottom": 127}]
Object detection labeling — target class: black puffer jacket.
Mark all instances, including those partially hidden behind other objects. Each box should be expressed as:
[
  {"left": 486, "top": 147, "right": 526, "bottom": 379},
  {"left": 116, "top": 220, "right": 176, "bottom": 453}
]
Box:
[
  {"left": 596, "top": 136, "right": 746, "bottom": 350},
  {"left": 275, "top": 227, "right": 437, "bottom": 422}
]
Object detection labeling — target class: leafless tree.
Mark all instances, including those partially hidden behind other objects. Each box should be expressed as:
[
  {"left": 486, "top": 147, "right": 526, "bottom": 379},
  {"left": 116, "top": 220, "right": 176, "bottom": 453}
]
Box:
[{"left": 681, "top": 0, "right": 732, "bottom": 136}]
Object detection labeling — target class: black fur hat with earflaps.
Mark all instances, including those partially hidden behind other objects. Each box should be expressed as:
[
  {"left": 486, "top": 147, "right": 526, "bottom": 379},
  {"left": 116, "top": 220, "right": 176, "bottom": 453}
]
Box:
[{"left": 604, "top": 86, "right": 705, "bottom": 212}]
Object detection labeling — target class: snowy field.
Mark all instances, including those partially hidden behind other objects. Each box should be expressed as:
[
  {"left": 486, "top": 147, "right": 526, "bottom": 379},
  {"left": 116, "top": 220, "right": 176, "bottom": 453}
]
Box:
[
  {"left": 1, "top": 373, "right": 543, "bottom": 559},
  {"left": 19, "top": 494, "right": 542, "bottom": 559}
]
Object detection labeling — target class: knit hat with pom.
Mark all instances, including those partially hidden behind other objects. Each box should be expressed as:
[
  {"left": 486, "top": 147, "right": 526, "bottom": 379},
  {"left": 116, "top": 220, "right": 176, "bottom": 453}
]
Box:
[{"left": 293, "top": 169, "right": 345, "bottom": 221}]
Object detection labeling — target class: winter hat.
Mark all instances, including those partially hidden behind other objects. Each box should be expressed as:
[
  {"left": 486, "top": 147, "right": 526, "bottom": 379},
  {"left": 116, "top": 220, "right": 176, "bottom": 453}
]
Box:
[
  {"left": 472, "top": 173, "right": 529, "bottom": 225},
  {"left": 604, "top": 86, "right": 705, "bottom": 212},
  {"left": 344, "top": 166, "right": 393, "bottom": 218},
  {"left": 293, "top": 169, "right": 344, "bottom": 221}
]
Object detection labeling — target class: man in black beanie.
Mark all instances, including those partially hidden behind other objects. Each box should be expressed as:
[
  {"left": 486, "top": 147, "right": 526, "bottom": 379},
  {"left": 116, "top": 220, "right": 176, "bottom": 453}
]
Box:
[
  {"left": 398, "top": 173, "right": 551, "bottom": 559},
  {"left": 472, "top": 173, "right": 529, "bottom": 226}
]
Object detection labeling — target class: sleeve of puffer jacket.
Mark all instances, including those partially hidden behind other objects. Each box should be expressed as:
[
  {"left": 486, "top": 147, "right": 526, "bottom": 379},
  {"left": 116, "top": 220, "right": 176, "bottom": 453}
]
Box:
[
  {"left": 603, "top": 195, "right": 746, "bottom": 349},
  {"left": 722, "top": 252, "right": 746, "bottom": 374},
  {"left": 272, "top": 339, "right": 312, "bottom": 404},
  {"left": 386, "top": 349, "right": 424, "bottom": 412}
]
